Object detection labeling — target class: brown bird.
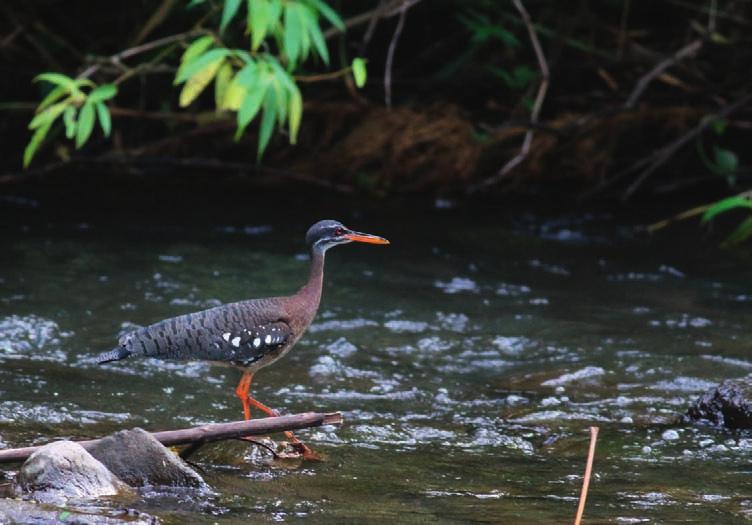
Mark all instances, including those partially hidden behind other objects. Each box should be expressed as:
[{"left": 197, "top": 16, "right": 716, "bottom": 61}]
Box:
[{"left": 98, "top": 220, "right": 389, "bottom": 458}]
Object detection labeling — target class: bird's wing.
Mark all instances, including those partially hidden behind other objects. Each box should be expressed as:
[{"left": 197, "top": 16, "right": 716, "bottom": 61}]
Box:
[
  {"left": 209, "top": 321, "right": 292, "bottom": 366},
  {"left": 100, "top": 299, "right": 293, "bottom": 366}
]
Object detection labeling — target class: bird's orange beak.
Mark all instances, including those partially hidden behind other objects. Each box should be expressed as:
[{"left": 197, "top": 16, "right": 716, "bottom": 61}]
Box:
[{"left": 344, "top": 230, "right": 390, "bottom": 245}]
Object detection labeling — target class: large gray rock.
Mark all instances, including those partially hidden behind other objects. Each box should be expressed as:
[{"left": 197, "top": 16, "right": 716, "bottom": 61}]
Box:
[
  {"left": 87, "top": 427, "right": 205, "bottom": 488},
  {"left": 15, "top": 440, "right": 129, "bottom": 503},
  {"left": 687, "top": 378, "right": 752, "bottom": 428}
]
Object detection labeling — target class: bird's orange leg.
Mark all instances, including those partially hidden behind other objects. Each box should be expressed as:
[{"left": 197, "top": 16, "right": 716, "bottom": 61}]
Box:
[
  {"left": 236, "top": 372, "right": 318, "bottom": 460},
  {"left": 235, "top": 371, "right": 253, "bottom": 420}
]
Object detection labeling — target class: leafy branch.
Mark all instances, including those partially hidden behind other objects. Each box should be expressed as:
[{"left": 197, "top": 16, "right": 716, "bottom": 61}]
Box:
[
  {"left": 25, "top": 74, "right": 116, "bottom": 167},
  {"left": 23, "top": 0, "right": 368, "bottom": 167}
]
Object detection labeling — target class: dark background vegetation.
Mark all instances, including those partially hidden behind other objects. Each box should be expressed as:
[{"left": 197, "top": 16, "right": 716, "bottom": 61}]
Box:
[{"left": 1, "top": 0, "right": 750, "bottom": 211}]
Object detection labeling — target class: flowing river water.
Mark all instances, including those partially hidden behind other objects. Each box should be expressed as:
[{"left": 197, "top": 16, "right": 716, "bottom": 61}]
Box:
[{"left": 1, "top": 190, "right": 751, "bottom": 523}]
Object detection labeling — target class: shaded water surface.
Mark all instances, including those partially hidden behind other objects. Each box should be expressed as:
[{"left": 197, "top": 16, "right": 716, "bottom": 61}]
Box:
[{"left": 1, "top": 196, "right": 752, "bottom": 523}]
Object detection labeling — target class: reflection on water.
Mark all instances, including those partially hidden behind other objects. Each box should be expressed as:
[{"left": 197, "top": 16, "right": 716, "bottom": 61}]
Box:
[{"left": 1, "top": 201, "right": 752, "bottom": 523}]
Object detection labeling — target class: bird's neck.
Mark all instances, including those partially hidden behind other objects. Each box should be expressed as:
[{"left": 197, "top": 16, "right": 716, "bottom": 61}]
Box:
[{"left": 294, "top": 246, "right": 326, "bottom": 323}]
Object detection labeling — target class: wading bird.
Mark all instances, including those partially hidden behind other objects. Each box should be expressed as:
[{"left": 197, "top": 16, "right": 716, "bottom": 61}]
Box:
[{"left": 98, "top": 220, "right": 389, "bottom": 458}]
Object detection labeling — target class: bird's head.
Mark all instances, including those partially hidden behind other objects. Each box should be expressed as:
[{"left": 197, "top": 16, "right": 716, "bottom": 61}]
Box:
[{"left": 306, "top": 220, "right": 389, "bottom": 253}]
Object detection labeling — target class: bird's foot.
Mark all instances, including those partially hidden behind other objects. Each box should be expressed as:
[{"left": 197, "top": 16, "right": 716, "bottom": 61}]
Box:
[{"left": 276, "top": 441, "right": 322, "bottom": 461}]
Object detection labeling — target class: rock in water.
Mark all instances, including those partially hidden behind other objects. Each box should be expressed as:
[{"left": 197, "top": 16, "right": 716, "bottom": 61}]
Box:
[
  {"left": 87, "top": 427, "right": 205, "bottom": 488},
  {"left": 0, "top": 499, "right": 154, "bottom": 524},
  {"left": 16, "top": 440, "right": 129, "bottom": 502},
  {"left": 687, "top": 378, "right": 752, "bottom": 429}
]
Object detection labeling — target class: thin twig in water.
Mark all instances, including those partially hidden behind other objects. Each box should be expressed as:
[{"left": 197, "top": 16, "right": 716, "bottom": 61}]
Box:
[
  {"left": 573, "top": 426, "right": 599, "bottom": 525},
  {"left": 384, "top": 2, "right": 408, "bottom": 108},
  {"left": 624, "top": 39, "right": 702, "bottom": 109},
  {"left": 468, "top": 0, "right": 549, "bottom": 193}
]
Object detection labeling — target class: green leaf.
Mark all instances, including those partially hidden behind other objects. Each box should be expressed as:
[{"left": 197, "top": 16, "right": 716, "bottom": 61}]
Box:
[
  {"left": 182, "top": 35, "right": 215, "bottom": 63},
  {"left": 270, "top": 76, "right": 288, "bottom": 125},
  {"left": 724, "top": 215, "right": 752, "bottom": 246},
  {"left": 249, "top": 0, "right": 271, "bottom": 51},
  {"left": 63, "top": 106, "right": 76, "bottom": 139},
  {"left": 701, "top": 195, "right": 752, "bottom": 224},
  {"left": 288, "top": 84, "right": 302, "bottom": 144},
  {"left": 75, "top": 101, "right": 95, "bottom": 149},
  {"left": 37, "top": 84, "right": 69, "bottom": 112},
  {"left": 307, "top": 17, "right": 329, "bottom": 65},
  {"left": 175, "top": 36, "right": 216, "bottom": 83},
  {"left": 266, "top": 56, "right": 296, "bottom": 91},
  {"left": 29, "top": 102, "right": 67, "bottom": 130},
  {"left": 257, "top": 92, "right": 277, "bottom": 158},
  {"left": 283, "top": 2, "right": 303, "bottom": 66},
  {"left": 176, "top": 48, "right": 229, "bottom": 84},
  {"left": 180, "top": 57, "right": 224, "bottom": 107},
  {"left": 297, "top": 5, "right": 313, "bottom": 58},
  {"left": 87, "top": 84, "right": 118, "bottom": 104},
  {"left": 713, "top": 146, "right": 738, "bottom": 174},
  {"left": 220, "top": 0, "right": 242, "bottom": 33},
  {"left": 34, "top": 73, "right": 78, "bottom": 92},
  {"left": 235, "top": 75, "right": 270, "bottom": 138},
  {"left": 95, "top": 102, "right": 112, "bottom": 137},
  {"left": 223, "top": 62, "right": 257, "bottom": 110},
  {"left": 352, "top": 57, "right": 367, "bottom": 88},
  {"left": 24, "top": 118, "right": 53, "bottom": 168},
  {"left": 307, "top": 0, "right": 344, "bottom": 31},
  {"left": 214, "top": 62, "right": 233, "bottom": 108}
]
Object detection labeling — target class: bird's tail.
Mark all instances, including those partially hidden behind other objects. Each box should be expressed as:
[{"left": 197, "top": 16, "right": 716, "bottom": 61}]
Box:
[{"left": 97, "top": 346, "right": 132, "bottom": 364}]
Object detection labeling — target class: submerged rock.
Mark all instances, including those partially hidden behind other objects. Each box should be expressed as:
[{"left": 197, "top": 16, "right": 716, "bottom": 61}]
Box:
[
  {"left": 87, "top": 427, "right": 205, "bottom": 488},
  {"left": 15, "top": 440, "right": 129, "bottom": 503},
  {"left": 687, "top": 378, "right": 752, "bottom": 429},
  {"left": 0, "top": 499, "right": 154, "bottom": 524}
]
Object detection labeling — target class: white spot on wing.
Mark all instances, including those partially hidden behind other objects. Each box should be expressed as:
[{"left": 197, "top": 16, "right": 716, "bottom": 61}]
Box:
[
  {"left": 222, "top": 332, "right": 231, "bottom": 342},
  {"left": 265, "top": 334, "right": 272, "bottom": 344},
  {"left": 231, "top": 336, "right": 241, "bottom": 347},
  {"left": 253, "top": 337, "right": 261, "bottom": 348}
]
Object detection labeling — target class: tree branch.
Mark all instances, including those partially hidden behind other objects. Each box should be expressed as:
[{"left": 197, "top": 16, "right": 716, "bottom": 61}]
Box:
[
  {"left": 78, "top": 29, "right": 208, "bottom": 80},
  {"left": 323, "top": 0, "right": 418, "bottom": 40},
  {"left": 468, "top": 0, "right": 549, "bottom": 193},
  {"left": 624, "top": 39, "right": 703, "bottom": 109},
  {"left": 0, "top": 412, "right": 343, "bottom": 464},
  {"left": 621, "top": 92, "right": 752, "bottom": 200},
  {"left": 384, "top": 3, "right": 409, "bottom": 108}
]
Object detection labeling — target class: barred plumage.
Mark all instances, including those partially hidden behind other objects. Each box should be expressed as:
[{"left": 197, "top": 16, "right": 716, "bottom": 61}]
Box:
[
  {"left": 98, "top": 298, "right": 293, "bottom": 368},
  {"left": 96, "top": 220, "right": 388, "bottom": 460}
]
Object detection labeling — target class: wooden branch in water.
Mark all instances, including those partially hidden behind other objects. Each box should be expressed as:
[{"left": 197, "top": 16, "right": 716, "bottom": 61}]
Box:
[
  {"left": 0, "top": 412, "right": 343, "bottom": 464},
  {"left": 573, "top": 426, "right": 599, "bottom": 525}
]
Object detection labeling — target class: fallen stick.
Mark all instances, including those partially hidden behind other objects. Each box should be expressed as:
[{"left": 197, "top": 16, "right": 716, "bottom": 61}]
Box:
[
  {"left": 573, "top": 426, "right": 599, "bottom": 525},
  {"left": 0, "top": 412, "right": 343, "bottom": 464}
]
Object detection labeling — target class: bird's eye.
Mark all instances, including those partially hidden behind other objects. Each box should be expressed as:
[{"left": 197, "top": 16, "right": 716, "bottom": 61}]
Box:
[{"left": 335, "top": 227, "right": 344, "bottom": 236}]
